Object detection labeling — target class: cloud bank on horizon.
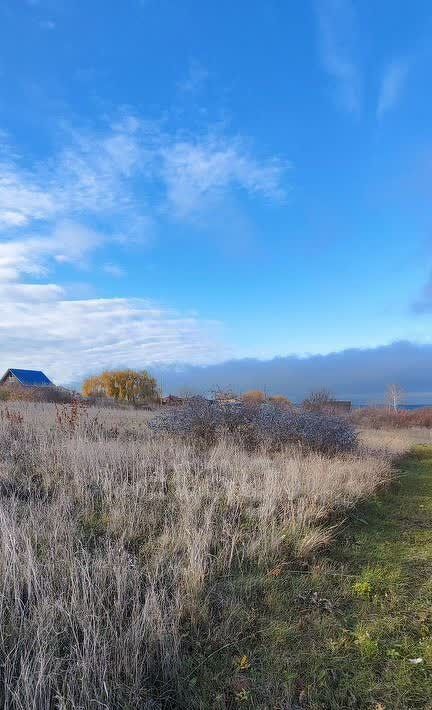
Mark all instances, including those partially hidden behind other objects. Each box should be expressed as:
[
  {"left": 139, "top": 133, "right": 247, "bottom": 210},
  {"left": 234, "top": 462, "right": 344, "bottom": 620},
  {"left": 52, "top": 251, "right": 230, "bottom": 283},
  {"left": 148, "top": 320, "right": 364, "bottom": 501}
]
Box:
[
  {"left": 1, "top": 0, "right": 432, "bottom": 388},
  {"left": 149, "top": 341, "right": 432, "bottom": 404}
]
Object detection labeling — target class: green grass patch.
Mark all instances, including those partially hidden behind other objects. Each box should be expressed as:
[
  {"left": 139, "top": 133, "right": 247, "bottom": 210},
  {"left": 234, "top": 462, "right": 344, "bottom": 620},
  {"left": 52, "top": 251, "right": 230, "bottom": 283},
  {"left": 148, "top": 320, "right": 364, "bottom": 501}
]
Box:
[{"left": 180, "top": 449, "right": 432, "bottom": 708}]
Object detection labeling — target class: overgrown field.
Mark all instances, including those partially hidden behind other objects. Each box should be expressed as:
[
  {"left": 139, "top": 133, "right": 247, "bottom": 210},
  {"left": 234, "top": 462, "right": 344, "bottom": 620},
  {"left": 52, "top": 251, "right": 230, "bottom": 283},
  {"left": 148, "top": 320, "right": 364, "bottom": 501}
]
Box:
[{"left": 0, "top": 402, "right": 422, "bottom": 708}]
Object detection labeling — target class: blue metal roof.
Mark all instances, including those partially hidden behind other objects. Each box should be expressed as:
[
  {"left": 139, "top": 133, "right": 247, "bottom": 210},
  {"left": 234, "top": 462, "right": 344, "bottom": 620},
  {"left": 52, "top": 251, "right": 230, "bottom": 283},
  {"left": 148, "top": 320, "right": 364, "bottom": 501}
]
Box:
[{"left": 8, "top": 369, "right": 53, "bottom": 387}]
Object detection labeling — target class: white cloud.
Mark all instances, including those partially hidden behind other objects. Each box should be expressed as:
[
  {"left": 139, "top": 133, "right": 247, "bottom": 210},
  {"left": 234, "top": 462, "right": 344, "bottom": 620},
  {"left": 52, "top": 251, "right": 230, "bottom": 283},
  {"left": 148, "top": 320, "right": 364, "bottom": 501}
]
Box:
[
  {"left": 0, "top": 116, "right": 286, "bottom": 235},
  {"left": 0, "top": 239, "right": 50, "bottom": 281},
  {"left": 51, "top": 222, "right": 104, "bottom": 264},
  {"left": 0, "top": 222, "right": 105, "bottom": 281},
  {"left": 377, "top": 59, "right": 410, "bottom": 119},
  {"left": 0, "top": 161, "right": 57, "bottom": 228},
  {"left": 315, "top": 0, "right": 361, "bottom": 114},
  {"left": 0, "top": 216, "right": 225, "bottom": 381},
  {"left": 160, "top": 135, "right": 286, "bottom": 219},
  {"left": 0, "top": 293, "right": 226, "bottom": 383},
  {"left": 0, "top": 116, "right": 150, "bottom": 236},
  {"left": 0, "top": 283, "right": 64, "bottom": 302},
  {"left": 54, "top": 116, "right": 148, "bottom": 217},
  {"left": 0, "top": 113, "right": 286, "bottom": 379}
]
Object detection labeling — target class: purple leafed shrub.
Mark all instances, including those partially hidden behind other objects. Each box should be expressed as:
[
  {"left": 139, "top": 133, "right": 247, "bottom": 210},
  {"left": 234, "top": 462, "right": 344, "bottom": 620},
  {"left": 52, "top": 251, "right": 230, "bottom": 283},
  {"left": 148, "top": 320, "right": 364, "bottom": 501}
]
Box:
[{"left": 150, "top": 398, "right": 357, "bottom": 454}]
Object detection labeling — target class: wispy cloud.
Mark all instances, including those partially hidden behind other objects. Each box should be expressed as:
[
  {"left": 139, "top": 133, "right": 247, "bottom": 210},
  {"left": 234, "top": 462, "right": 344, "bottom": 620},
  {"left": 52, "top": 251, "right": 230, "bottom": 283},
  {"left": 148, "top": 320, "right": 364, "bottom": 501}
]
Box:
[
  {"left": 315, "top": 0, "right": 361, "bottom": 114},
  {"left": 160, "top": 135, "right": 287, "bottom": 219},
  {"left": 0, "top": 161, "right": 56, "bottom": 228},
  {"left": 0, "top": 222, "right": 104, "bottom": 282},
  {"left": 53, "top": 115, "right": 149, "bottom": 226},
  {"left": 0, "top": 111, "right": 286, "bottom": 377},
  {"left": 0, "top": 115, "right": 286, "bottom": 234},
  {"left": 0, "top": 116, "right": 147, "bottom": 234},
  {"left": 377, "top": 58, "right": 410, "bottom": 119}
]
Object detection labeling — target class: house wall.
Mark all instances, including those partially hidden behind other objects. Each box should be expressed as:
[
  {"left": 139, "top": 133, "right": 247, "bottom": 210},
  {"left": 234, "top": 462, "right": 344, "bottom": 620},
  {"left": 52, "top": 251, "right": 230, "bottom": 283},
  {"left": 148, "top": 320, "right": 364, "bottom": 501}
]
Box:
[{"left": 0, "top": 372, "right": 18, "bottom": 387}]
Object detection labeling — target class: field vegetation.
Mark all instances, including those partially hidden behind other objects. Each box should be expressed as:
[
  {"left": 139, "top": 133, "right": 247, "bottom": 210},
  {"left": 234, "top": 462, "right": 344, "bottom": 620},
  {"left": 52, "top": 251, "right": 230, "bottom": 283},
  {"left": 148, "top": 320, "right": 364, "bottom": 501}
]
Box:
[
  {"left": 351, "top": 406, "right": 432, "bottom": 430},
  {"left": 0, "top": 399, "right": 430, "bottom": 707}
]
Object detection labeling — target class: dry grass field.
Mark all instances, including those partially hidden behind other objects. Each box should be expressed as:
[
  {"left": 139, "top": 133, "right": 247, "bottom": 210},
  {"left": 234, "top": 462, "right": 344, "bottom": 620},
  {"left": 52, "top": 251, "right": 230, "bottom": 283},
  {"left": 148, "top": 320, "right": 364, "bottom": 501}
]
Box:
[
  {"left": 359, "top": 426, "right": 432, "bottom": 453},
  {"left": 0, "top": 401, "right": 427, "bottom": 708}
]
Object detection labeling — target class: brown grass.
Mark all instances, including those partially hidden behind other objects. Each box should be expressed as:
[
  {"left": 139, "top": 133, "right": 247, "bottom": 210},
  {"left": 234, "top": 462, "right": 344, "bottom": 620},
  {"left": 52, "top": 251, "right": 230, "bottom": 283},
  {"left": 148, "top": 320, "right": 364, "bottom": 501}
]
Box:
[{"left": 0, "top": 402, "right": 397, "bottom": 708}]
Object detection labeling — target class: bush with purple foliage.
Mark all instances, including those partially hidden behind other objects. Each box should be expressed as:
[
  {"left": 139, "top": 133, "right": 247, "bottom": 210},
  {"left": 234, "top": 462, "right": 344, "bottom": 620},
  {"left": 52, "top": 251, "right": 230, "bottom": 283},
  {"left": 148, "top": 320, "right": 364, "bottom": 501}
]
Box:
[{"left": 150, "top": 397, "right": 357, "bottom": 454}]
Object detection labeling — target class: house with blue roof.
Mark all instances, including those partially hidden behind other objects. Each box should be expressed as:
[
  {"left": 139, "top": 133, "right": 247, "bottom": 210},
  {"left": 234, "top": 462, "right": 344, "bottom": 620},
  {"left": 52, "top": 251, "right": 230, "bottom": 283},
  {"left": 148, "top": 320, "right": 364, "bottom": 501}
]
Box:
[{"left": 0, "top": 369, "right": 54, "bottom": 388}]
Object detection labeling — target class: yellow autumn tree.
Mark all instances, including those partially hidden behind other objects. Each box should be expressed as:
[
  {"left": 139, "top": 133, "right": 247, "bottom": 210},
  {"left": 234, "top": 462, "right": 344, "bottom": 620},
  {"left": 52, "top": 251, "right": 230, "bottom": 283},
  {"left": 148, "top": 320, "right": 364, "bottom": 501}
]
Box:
[{"left": 82, "top": 369, "right": 160, "bottom": 404}]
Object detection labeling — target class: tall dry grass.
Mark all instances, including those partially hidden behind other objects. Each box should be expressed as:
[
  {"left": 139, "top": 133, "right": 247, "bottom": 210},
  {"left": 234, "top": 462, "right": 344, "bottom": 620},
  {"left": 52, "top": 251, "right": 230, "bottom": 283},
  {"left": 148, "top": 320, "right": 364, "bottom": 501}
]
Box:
[
  {"left": 0, "top": 402, "right": 394, "bottom": 708},
  {"left": 359, "top": 426, "right": 432, "bottom": 454}
]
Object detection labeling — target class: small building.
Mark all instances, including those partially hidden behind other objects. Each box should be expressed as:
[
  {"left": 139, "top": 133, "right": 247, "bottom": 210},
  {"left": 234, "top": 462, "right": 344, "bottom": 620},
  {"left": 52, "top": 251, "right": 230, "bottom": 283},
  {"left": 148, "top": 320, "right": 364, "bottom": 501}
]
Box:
[
  {"left": 329, "top": 399, "right": 352, "bottom": 413},
  {"left": 161, "top": 394, "right": 184, "bottom": 406},
  {"left": 0, "top": 368, "right": 54, "bottom": 388}
]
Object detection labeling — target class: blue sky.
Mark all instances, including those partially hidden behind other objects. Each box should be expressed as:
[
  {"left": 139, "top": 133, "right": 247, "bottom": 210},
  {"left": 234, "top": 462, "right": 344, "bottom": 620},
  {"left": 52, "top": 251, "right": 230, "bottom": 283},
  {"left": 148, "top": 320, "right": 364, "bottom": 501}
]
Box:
[{"left": 1, "top": 0, "right": 432, "bottom": 389}]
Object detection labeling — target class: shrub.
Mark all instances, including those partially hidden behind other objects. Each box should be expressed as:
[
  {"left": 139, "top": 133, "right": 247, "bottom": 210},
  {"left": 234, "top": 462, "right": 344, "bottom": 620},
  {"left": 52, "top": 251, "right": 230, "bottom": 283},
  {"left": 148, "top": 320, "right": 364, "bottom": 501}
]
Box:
[
  {"left": 241, "top": 390, "right": 266, "bottom": 405},
  {"left": 256, "top": 404, "right": 357, "bottom": 454},
  {"left": 150, "top": 398, "right": 357, "bottom": 454},
  {"left": 150, "top": 397, "right": 248, "bottom": 446},
  {"left": 302, "top": 389, "right": 334, "bottom": 412},
  {"left": 351, "top": 407, "right": 432, "bottom": 429},
  {"left": 1, "top": 384, "right": 74, "bottom": 403},
  {"left": 268, "top": 395, "right": 292, "bottom": 407}
]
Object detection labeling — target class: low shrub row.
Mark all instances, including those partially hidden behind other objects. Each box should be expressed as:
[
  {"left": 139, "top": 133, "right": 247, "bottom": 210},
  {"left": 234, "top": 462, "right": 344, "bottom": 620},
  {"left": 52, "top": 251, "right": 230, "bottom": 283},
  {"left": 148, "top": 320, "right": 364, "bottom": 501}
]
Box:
[{"left": 150, "top": 397, "right": 357, "bottom": 454}]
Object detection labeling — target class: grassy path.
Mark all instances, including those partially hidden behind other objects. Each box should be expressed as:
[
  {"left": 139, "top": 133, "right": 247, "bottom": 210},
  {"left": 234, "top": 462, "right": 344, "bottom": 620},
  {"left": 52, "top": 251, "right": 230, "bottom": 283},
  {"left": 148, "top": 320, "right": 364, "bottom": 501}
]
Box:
[
  {"left": 316, "top": 446, "right": 432, "bottom": 709},
  {"left": 191, "top": 448, "right": 432, "bottom": 708}
]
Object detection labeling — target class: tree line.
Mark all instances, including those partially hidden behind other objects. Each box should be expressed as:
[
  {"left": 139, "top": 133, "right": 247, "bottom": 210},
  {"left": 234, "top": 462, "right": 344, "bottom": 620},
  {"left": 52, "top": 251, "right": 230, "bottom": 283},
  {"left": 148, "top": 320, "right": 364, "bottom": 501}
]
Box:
[{"left": 81, "top": 370, "right": 406, "bottom": 411}]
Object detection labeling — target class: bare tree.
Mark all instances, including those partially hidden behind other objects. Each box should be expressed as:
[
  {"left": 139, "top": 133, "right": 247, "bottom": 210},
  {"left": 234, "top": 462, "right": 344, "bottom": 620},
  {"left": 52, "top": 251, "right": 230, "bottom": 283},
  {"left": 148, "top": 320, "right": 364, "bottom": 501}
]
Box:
[
  {"left": 386, "top": 383, "right": 404, "bottom": 411},
  {"left": 302, "top": 389, "right": 334, "bottom": 412}
]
